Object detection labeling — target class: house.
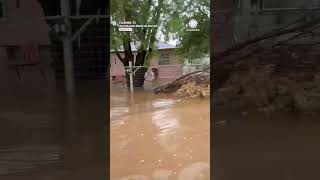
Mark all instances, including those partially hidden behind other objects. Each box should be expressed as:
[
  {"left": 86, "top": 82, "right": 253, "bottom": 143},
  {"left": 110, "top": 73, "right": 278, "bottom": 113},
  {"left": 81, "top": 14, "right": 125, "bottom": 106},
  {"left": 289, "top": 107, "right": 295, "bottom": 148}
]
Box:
[
  {"left": 0, "top": 0, "right": 108, "bottom": 96},
  {"left": 213, "top": 0, "right": 320, "bottom": 52},
  {"left": 0, "top": 0, "right": 55, "bottom": 95},
  {"left": 110, "top": 41, "right": 184, "bottom": 81},
  {"left": 212, "top": 0, "right": 235, "bottom": 53},
  {"left": 233, "top": 0, "right": 320, "bottom": 43}
]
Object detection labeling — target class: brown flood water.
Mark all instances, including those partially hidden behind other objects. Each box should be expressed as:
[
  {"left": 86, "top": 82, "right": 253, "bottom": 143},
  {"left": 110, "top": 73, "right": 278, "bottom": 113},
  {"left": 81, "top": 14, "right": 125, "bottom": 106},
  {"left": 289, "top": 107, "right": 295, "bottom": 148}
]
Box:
[
  {"left": 2, "top": 80, "right": 320, "bottom": 180},
  {"left": 110, "top": 88, "right": 210, "bottom": 180},
  {"left": 0, "top": 81, "right": 107, "bottom": 180},
  {"left": 215, "top": 107, "right": 320, "bottom": 180}
]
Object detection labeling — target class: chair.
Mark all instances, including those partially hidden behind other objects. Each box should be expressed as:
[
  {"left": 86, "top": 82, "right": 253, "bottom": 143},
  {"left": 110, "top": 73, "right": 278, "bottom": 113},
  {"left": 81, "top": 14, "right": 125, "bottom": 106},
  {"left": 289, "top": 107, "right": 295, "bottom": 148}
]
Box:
[{"left": 8, "top": 44, "right": 46, "bottom": 80}]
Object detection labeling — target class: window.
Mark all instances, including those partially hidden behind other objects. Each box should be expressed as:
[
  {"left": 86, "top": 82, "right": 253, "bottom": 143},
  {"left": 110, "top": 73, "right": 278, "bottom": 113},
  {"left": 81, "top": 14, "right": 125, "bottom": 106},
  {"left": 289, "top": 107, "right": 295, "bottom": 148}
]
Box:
[
  {"left": 0, "top": 0, "right": 7, "bottom": 20},
  {"left": 251, "top": 0, "right": 260, "bottom": 8},
  {"left": 250, "top": 0, "right": 262, "bottom": 12},
  {"left": 262, "top": 0, "right": 320, "bottom": 9},
  {"left": 159, "top": 54, "right": 170, "bottom": 65}
]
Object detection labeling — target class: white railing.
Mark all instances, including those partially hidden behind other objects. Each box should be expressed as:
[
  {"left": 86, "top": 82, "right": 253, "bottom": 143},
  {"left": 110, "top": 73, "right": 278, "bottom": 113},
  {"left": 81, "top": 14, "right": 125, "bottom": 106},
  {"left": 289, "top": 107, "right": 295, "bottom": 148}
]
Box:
[{"left": 123, "top": 64, "right": 209, "bottom": 75}]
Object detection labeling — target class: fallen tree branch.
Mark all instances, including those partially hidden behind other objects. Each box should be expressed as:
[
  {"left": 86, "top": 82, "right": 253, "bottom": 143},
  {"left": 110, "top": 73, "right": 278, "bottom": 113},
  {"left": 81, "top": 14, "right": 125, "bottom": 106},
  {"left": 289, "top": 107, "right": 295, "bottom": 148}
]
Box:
[{"left": 154, "top": 67, "right": 209, "bottom": 94}]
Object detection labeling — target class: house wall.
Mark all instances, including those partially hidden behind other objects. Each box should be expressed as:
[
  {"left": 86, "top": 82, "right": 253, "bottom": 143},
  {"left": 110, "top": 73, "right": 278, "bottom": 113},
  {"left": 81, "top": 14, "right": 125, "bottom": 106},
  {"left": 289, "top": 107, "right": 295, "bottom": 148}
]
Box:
[
  {"left": 212, "top": 0, "right": 235, "bottom": 53},
  {"left": 0, "top": 0, "right": 55, "bottom": 97},
  {"left": 234, "top": 0, "right": 320, "bottom": 42},
  {"left": 110, "top": 50, "right": 183, "bottom": 89},
  {"left": 212, "top": 0, "right": 320, "bottom": 51},
  {"left": 0, "top": 0, "right": 50, "bottom": 45},
  {"left": 110, "top": 49, "right": 183, "bottom": 87}
]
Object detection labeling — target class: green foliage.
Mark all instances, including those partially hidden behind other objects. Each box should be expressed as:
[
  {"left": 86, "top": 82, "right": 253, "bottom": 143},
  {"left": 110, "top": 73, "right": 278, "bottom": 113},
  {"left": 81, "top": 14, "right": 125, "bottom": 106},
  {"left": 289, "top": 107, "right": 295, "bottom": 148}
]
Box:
[
  {"left": 110, "top": 0, "right": 210, "bottom": 62},
  {"left": 161, "top": 0, "right": 210, "bottom": 60}
]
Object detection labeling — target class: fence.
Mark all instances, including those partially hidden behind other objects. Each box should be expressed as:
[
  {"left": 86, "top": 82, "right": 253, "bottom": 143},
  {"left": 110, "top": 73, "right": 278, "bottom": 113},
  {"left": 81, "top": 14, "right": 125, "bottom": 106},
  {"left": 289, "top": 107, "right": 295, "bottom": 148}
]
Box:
[{"left": 111, "top": 64, "right": 209, "bottom": 91}]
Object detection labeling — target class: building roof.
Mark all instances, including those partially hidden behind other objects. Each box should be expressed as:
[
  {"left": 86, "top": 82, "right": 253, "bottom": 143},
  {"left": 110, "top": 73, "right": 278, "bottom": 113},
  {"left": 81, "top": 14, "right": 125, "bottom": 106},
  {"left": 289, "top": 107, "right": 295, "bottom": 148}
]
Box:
[{"left": 111, "top": 41, "right": 176, "bottom": 52}]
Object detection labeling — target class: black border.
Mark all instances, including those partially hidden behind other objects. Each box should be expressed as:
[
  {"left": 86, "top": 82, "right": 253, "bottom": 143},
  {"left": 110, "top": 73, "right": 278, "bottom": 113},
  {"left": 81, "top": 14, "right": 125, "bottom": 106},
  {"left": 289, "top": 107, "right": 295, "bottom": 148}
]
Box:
[{"left": 106, "top": 0, "right": 110, "bottom": 179}]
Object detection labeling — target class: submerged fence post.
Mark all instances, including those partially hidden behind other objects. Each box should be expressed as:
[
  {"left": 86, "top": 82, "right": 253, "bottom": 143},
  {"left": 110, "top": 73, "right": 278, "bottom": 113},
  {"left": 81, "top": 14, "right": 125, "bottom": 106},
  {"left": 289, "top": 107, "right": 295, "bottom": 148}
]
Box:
[
  {"left": 129, "top": 61, "right": 134, "bottom": 92},
  {"left": 61, "top": 0, "right": 74, "bottom": 95}
]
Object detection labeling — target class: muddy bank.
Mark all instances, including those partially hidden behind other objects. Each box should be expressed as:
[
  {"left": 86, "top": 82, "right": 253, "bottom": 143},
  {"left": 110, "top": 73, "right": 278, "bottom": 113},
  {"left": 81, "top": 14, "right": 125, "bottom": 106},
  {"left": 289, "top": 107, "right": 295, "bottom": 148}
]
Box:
[{"left": 214, "top": 60, "right": 320, "bottom": 114}]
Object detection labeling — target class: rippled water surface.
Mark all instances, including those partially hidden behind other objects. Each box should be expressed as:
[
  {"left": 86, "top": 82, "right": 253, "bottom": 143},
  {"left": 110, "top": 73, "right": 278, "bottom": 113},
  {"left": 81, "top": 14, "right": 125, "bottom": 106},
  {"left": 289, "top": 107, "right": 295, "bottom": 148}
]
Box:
[
  {"left": 110, "top": 88, "right": 210, "bottom": 180},
  {"left": 0, "top": 81, "right": 106, "bottom": 179},
  {"left": 2, "top": 79, "right": 320, "bottom": 180}
]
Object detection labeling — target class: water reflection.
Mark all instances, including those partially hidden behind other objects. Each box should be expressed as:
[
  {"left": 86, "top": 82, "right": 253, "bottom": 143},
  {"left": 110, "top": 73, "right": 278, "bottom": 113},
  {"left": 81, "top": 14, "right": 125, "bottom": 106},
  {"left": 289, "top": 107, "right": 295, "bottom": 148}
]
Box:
[
  {"left": 152, "top": 108, "right": 180, "bottom": 152},
  {"left": 152, "top": 99, "right": 176, "bottom": 109},
  {"left": 0, "top": 81, "right": 106, "bottom": 179},
  {"left": 0, "top": 145, "right": 63, "bottom": 175},
  {"left": 110, "top": 107, "right": 129, "bottom": 118}
]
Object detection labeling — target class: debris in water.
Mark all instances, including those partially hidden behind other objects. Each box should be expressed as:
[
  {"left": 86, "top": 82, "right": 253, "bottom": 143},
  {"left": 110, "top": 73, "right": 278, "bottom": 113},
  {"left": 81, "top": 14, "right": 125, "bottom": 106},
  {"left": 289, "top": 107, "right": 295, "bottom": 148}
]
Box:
[
  {"left": 175, "top": 82, "right": 210, "bottom": 98},
  {"left": 241, "top": 111, "right": 248, "bottom": 116},
  {"left": 216, "top": 120, "right": 227, "bottom": 127}
]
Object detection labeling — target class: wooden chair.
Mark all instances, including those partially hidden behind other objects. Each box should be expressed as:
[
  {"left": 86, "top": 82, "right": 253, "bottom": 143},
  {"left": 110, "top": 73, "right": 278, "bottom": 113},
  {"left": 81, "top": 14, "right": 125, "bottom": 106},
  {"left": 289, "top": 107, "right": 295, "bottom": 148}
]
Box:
[{"left": 7, "top": 45, "right": 46, "bottom": 80}]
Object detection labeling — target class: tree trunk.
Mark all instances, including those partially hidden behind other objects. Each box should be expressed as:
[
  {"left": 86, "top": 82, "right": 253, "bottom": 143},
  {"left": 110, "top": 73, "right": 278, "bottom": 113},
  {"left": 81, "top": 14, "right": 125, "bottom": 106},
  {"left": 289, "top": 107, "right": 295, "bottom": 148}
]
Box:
[
  {"left": 135, "top": 50, "right": 147, "bottom": 66},
  {"left": 123, "top": 35, "right": 133, "bottom": 66},
  {"left": 125, "top": 50, "right": 147, "bottom": 88}
]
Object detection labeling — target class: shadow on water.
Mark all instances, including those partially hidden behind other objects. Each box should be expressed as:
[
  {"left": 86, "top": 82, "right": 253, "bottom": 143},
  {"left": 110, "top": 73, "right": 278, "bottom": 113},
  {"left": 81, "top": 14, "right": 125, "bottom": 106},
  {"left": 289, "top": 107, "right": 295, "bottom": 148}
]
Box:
[{"left": 0, "top": 80, "right": 107, "bottom": 179}]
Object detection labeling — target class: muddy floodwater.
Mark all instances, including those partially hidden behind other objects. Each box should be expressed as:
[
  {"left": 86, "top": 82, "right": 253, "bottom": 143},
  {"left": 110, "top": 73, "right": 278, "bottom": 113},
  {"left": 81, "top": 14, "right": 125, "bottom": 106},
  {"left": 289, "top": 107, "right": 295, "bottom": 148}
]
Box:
[
  {"left": 215, "top": 107, "right": 320, "bottom": 180},
  {"left": 110, "top": 88, "right": 210, "bottom": 180},
  {"left": 0, "top": 81, "right": 107, "bottom": 180},
  {"left": 2, "top": 79, "right": 320, "bottom": 180}
]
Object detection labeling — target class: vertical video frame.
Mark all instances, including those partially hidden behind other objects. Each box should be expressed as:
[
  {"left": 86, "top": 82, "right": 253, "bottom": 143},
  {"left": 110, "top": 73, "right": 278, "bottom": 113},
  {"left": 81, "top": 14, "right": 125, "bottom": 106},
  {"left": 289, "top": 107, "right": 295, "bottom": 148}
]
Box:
[{"left": 110, "top": 0, "right": 210, "bottom": 179}]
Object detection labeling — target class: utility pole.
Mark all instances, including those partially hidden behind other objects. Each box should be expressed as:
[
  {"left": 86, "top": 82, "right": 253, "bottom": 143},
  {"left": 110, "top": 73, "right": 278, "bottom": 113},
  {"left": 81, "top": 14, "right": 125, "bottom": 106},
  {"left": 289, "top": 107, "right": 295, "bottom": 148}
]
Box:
[{"left": 61, "top": 0, "right": 75, "bottom": 94}]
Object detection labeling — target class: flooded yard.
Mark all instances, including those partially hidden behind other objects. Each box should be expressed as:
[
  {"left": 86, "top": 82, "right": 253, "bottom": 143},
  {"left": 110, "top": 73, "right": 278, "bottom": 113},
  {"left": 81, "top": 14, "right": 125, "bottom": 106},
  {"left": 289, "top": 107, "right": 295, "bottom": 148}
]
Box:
[
  {"left": 215, "top": 107, "right": 320, "bottom": 180},
  {"left": 0, "top": 81, "right": 107, "bottom": 180},
  {"left": 110, "top": 88, "right": 210, "bottom": 180},
  {"left": 1, "top": 80, "right": 320, "bottom": 180}
]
